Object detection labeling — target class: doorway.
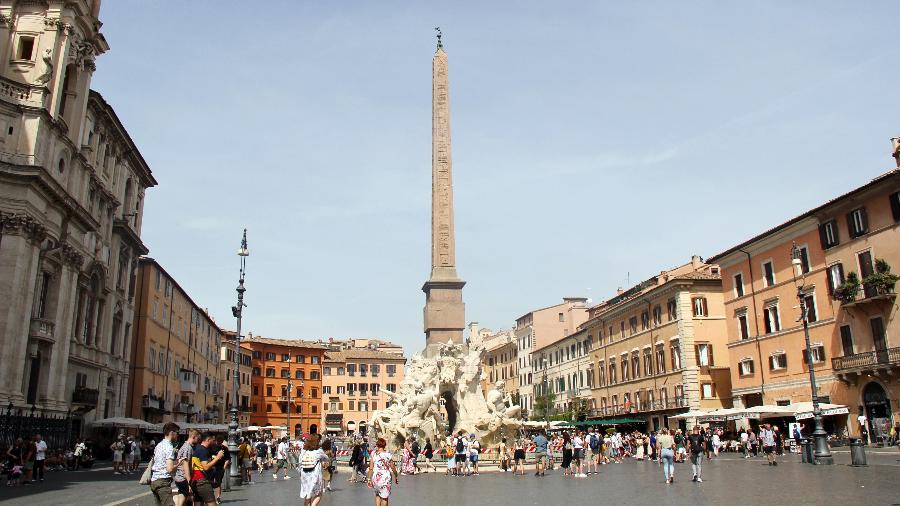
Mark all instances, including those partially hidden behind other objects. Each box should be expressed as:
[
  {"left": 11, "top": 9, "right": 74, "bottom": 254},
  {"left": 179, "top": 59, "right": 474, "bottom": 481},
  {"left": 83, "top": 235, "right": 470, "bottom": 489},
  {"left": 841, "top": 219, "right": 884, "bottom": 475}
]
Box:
[
  {"left": 441, "top": 391, "right": 457, "bottom": 433},
  {"left": 863, "top": 382, "right": 892, "bottom": 445}
]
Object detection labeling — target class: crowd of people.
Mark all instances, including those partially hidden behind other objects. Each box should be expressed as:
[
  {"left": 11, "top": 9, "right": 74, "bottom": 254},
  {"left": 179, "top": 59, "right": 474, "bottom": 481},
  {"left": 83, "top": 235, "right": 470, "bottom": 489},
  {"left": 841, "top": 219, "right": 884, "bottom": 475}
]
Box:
[{"left": 0, "top": 434, "right": 88, "bottom": 486}]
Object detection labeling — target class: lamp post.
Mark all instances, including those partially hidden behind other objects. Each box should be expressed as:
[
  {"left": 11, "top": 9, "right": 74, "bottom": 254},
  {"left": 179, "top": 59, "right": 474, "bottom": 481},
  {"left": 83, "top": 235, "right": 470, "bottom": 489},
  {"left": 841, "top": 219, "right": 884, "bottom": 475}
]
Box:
[
  {"left": 542, "top": 358, "right": 549, "bottom": 427},
  {"left": 791, "top": 243, "right": 834, "bottom": 465},
  {"left": 286, "top": 378, "right": 293, "bottom": 441},
  {"left": 228, "top": 229, "right": 250, "bottom": 485}
]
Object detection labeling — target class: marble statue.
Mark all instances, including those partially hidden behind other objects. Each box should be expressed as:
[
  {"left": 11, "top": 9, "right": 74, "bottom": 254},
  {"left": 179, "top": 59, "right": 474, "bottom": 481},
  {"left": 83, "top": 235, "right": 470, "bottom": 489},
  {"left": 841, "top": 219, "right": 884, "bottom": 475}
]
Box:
[
  {"left": 34, "top": 49, "right": 53, "bottom": 85},
  {"left": 371, "top": 341, "right": 522, "bottom": 448}
]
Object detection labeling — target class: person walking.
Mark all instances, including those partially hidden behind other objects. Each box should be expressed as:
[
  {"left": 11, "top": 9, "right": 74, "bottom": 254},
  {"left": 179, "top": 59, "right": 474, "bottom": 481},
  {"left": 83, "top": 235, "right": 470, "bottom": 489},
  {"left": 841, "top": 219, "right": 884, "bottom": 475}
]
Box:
[
  {"left": 656, "top": 428, "right": 675, "bottom": 484},
  {"left": 560, "top": 432, "right": 573, "bottom": 477},
  {"left": 421, "top": 438, "right": 435, "bottom": 473},
  {"left": 367, "top": 438, "right": 398, "bottom": 506},
  {"left": 633, "top": 432, "right": 645, "bottom": 461},
  {"left": 513, "top": 437, "right": 526, "bottom": 475},
  {"left": 298, "top": 437, "right": 328, "bottom": 506},
  {"left": 674, "top": 430, "right": 686, "bottom": 463},
  {"left": 149, "top": 423, "right": 183, "bottom": 506},
  {"left": 445, "top": 435, "right": 456, "bottom": 476},
  {"left": 586, "top": 429, "right": 600, "bottom": 475},
  {"left": 774, "top": 426, "right": 784, "bottom": 456},
  {"left": 760, "top": 424, "right": 777, "bottom": 466},
  {"left": 572, "top": 431, "right": 585, "bottom": 477},
  {"left": 255, "top": 438, "right": 269, "bottom": 475},
  {"left": 239, "top": 438, "right": 253, "bottom": 484},
  {"left": 273, "top": 437, "right": 291, "bottom": 480},
  {"left": 648, "top": 431, "right": 657, "bottom": 462},
  {"left": 321, "top": 439, "right": 335, "bottom": 492},
  {"left": 411, "top": 438, "right": 420, "bottom": 474},
  {"left": 173, "top": 429, "right": 199, "bottom": 506},
  {"left": 73, "top": 438, "right": 87, "bottom": 471},
  {"left": 190, "top": 433, "right": 227, "bottom": 506},
  {"left": 711, "top": 431, "right": 721, "bottom": 457},
  {"left": 740, "top": 429, "right": 750, "bottom": 458},
  {"left": 210, "top": 435, "right": 229, "bottom": 504},
  {"left": 532, "top": 431, "right": 549, "bottom": 477},
  {"left": 687, "top": 427, "right": 705, "bottom": 483},
  {"left": 110, "top": 436, "right": 125, "bottom": 475}
]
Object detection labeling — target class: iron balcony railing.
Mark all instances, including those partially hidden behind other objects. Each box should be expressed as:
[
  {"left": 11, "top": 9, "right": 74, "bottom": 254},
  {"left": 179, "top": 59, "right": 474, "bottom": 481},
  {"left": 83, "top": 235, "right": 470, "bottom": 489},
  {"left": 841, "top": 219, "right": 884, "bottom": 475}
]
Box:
[{"left": 832, "top": 346, "right": 900, "bottom": 371}]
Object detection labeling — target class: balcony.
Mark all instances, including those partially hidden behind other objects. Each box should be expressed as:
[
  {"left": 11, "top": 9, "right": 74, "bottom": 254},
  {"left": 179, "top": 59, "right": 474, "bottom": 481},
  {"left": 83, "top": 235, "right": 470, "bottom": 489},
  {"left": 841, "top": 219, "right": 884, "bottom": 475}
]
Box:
[
  {"left": 0, "top": 75, "right": 48, "bottom": 108},
  {"left": 179, "top": 370, "right": 199, "bottom": 393},
  {"left": 587, "top": 397, "right": 687, "bottom": 418},
  {"left": 833, "top": 347, "right": 900, "bottom": 384},
  {"left": 29, "top": 318, "right": 55, "bottom": 344},
  {"left": 173, "top": 402, "right": 194, "bottom": 414},
  {"left": 142, "top": 395, "right": 165, "bottom": 411},
  {"left": 71, "top": 387, "right": 99, "bottom": 406}
]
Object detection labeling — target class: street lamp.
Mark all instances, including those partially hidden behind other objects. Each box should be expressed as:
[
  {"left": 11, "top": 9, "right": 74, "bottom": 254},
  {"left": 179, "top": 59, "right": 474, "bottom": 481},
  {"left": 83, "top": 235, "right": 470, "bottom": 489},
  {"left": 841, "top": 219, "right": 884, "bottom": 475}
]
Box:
[
  {"left": 542, "top": 358, "right": 549, "bottom": 427},
  {"left": 228, "top": 229, "right": 250, "bottom": 485},
  {"left": 791, "top": 243, "right": 834, "bottom": 465},
  {"left": 286, "top": 378, "right": 293, "bottom": 441}
]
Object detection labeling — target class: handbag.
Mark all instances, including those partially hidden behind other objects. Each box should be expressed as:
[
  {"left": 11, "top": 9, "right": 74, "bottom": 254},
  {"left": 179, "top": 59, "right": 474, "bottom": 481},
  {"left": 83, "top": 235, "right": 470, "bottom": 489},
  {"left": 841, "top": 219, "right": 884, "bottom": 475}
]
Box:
[{"left": 138, "top": 461, "right": 153, "bottom": 485}]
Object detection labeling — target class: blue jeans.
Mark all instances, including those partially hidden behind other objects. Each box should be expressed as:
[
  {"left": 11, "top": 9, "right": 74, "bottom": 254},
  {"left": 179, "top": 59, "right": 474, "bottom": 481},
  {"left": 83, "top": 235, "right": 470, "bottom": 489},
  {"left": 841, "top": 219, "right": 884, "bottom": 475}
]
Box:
[{"left": 661, "top": 449, "right": 674, "bottom": 480}]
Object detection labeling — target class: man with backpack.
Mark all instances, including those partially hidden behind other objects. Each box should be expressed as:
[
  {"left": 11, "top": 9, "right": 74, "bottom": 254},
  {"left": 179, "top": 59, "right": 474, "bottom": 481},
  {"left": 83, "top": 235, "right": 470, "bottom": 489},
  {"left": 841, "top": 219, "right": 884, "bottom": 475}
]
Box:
[
  {"left": 586, "top": 428, "right": 600, "bottom": 475},
  {"left": 454, "top": 431, "right": 468, "bottom": 476}
]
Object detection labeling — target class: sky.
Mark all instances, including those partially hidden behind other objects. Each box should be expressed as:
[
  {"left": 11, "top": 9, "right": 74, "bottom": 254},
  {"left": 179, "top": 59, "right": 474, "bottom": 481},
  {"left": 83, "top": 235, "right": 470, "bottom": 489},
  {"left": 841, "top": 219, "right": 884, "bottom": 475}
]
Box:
[{"left": 91, "top": 1, "right": 900, "bottom": 353}]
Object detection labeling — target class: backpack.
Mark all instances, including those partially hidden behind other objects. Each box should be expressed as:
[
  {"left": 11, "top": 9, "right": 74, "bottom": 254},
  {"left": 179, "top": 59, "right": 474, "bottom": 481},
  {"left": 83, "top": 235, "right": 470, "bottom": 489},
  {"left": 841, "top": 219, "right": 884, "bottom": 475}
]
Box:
[
  {"left": 301, "top": 450, "right": 319, "bottom": 473},
  {"left": 412, "top": 441, "right": 420, "bottom": 455},
  {"left": 589, "top": 434, "right": 600, "bottom": 450},
  {"left": 455, "top": 438, "right": 464, "bottom": 454}
]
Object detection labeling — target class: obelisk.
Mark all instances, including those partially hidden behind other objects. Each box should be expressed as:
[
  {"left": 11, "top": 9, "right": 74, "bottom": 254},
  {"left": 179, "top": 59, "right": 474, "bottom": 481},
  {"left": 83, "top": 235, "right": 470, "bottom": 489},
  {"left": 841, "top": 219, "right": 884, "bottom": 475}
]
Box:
[{"left": 423, "top": 29, "right": 466, "bottom": 348}]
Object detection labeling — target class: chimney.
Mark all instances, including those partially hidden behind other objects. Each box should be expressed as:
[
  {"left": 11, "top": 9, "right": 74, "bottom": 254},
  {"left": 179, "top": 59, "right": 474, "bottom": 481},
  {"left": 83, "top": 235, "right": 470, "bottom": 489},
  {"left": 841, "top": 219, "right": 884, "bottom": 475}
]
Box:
[
  {"left": 616, "top": 287, "right": 624, "bottom": 295},
  {"left": 892, "top": 137, "right": 900, "bottom": 168},
  {"left": 691, "top": 255, "right": 703, "bottom": 270}
]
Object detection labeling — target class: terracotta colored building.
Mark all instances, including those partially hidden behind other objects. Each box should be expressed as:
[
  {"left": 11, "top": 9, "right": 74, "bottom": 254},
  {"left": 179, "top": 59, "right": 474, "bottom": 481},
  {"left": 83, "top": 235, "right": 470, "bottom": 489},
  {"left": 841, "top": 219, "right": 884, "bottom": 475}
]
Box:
[
  {"left": 709, "top": 167, "right": 900, "bottom": 440},
  {"left": 579, "top": 257, "right": 731, "bottom": 430},
  {"left": 220, "top": 330, "right": 252, "bottom": 427},
  {"left": 322, "top": 348, "right": 407, "bottom": 436},
  {"left": 245, "top": 336, "right": 326, "bottom": 436},
  {"left": 127, "top": 258, "right": 225, "bottom": 424}
]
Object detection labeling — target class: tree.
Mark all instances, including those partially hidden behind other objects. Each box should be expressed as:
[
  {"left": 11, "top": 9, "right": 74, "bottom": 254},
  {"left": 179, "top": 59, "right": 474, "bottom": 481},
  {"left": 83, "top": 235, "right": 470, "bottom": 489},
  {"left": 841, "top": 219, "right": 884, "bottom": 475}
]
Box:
[{"left": 532, "top": 391, "right": 557, "bottom": 421}]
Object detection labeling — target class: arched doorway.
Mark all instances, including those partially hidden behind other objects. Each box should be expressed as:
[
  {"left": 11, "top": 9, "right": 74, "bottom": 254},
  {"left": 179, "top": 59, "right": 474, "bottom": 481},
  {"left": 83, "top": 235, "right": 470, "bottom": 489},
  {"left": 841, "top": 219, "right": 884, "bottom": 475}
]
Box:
[
  {"left": 347, "top": 421, "right": 356, "bottom": 436},
  {"left": 357, "top": 421, "right": 366, "bottom": 436},
  {"left": 309, "top": 424, "right": 318, "bottom": 434},
  {"left": 863, "top": 382, "right": 892, "bottom": 444},
  {"left": 441, "top": 391, "right": 457, "bottom": 433}
]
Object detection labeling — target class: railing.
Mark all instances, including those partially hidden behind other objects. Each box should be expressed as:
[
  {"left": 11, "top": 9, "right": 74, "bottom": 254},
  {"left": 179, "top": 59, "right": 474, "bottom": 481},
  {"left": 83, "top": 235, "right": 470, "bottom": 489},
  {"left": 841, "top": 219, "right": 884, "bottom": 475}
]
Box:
[
  {"left": 142, "top": 395, "right": 163, "bottom": 410},
  {"left": 832, "top": 347, "right": 900, "bottom": 371},
  {"left": 29, "top": 317, "right": 55, "bottom": 343},
  {"left": 71, "top": 387, "right": 99, "bottom": 406},
  {"left": 173, "top": 402, "right": 193, "bottom": 413},
  {"left": 0, "top": 75, "right": 46, "bottom": 107},
  {"left": 587, "top": 397, "right": 687, "bottom": 418}
]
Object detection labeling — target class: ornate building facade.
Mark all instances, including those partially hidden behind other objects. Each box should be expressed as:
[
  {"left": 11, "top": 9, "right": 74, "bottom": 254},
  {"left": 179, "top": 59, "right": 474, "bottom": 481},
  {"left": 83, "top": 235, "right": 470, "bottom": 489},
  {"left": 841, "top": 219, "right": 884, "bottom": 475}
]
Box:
[{"left": 0, "top": 1, "right": 156, "bottom": 435}]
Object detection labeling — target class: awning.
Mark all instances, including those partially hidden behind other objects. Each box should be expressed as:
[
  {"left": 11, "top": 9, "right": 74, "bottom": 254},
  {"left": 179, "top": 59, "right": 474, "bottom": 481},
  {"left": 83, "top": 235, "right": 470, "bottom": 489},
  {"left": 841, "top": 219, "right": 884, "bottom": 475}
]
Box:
[
  {"left": 727, "top": 405, "right": 795, "bottom": 421},
  {"left": 697, "top": 408, "right": 741, "bottom": 422},
  {"left": 790, "top": 402, "right": 849, "bottom": 420},
  {"left": 90, "top": 417, "right": 157, "bottom": 430},
  {"left": 325, "top": 426, "right": 342, "bottom": 432},
  {"left": 669, "top": 410, "right": 710, "bottom": 420}
]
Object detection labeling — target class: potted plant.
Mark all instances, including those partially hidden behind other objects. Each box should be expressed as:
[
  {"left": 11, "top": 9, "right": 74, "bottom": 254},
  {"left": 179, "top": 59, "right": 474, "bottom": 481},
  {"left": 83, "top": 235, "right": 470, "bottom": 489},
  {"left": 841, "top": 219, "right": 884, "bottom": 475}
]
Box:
[
  {"left": 863, "top": 259, "right": 899, "bottom": 295},
  {"left": 835, "top": 272, "right": 860, "bottom": 303}
]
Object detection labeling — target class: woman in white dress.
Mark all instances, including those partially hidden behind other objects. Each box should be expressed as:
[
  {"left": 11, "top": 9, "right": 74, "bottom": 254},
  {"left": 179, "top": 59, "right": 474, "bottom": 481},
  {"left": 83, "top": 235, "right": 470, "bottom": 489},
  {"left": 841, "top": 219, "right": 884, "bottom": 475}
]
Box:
[
  {"left": 298, "top": 438, "right": 328, "bottom": 506},
  {"left": 367, "top": 437, "right": 398, "bottom": 506}
]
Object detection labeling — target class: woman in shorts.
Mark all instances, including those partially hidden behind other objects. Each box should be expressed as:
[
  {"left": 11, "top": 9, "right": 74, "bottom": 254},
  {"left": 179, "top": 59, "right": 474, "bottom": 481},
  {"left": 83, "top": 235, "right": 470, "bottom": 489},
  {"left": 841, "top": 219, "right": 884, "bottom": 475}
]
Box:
[{"left": 513, "top": 438, "right": 526, "bottom": 475}]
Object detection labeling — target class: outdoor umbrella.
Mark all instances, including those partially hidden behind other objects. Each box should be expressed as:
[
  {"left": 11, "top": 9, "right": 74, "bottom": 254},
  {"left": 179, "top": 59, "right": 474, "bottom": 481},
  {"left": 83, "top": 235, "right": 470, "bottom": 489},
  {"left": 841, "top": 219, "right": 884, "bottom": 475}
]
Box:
[{"left": 90, "top": 417, "right": 157, "bottom": 431}]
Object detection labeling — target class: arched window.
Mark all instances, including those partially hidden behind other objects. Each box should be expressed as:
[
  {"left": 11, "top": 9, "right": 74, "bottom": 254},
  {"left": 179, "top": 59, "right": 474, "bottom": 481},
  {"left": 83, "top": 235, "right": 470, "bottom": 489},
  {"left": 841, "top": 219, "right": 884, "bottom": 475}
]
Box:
[{"left": 58, "top": 157, "right": 65, "bottom": 173}]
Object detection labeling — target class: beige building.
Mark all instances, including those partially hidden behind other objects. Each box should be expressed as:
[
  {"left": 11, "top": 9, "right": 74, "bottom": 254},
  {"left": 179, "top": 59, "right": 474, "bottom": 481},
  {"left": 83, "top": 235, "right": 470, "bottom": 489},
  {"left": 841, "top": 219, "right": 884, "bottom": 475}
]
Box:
[
  {"left": 515, "top": 298, "right": 589, "bottom": 418},
  {"left": 221, "top": 330, "right": 252, "bottom": 427},
  {"left": 322, "top": 346, "right": 406, "bottom": 436},
  {"left": 583, "top": 257, "right": 732, "bottom": 431},
  {"left": 533, "top": 328, "right": 593, "bottom": 417},
  {"left": 127, "top": 258, "right": 225, "bottom": 425},
  {"left": 478, "top": 327, "right": 517, "bottom": 398},
  {"left": 0, "top": 1, "right": 156, "bottom": 435},
  {"left": 709, "top": 165, "right": 900, "bottom": 440}
]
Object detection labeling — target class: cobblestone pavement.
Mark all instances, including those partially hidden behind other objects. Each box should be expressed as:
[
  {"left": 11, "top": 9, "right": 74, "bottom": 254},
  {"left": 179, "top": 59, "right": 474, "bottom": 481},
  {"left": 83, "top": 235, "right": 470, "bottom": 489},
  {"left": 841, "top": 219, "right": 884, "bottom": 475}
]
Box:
[{"left": 3, "top": 451, "right": 899, "bottom": 505}]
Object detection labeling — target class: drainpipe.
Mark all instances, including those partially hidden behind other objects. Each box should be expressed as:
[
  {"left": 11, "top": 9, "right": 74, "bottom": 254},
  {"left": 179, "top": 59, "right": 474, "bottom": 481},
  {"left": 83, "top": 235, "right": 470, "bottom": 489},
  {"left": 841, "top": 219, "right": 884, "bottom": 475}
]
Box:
[{"left": 739, "top": 249, "right": 766, "bottom": 402}]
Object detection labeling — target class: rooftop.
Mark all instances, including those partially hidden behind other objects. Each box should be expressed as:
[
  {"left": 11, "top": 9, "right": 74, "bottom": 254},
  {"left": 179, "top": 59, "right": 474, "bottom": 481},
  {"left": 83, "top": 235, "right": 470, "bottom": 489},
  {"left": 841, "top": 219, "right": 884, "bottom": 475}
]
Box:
[
  {"left": 324, "top": 349, "right": 408, "bottom": 362},
  {"left": 242, "top": 336, "right": 328, "bottom": 350}
]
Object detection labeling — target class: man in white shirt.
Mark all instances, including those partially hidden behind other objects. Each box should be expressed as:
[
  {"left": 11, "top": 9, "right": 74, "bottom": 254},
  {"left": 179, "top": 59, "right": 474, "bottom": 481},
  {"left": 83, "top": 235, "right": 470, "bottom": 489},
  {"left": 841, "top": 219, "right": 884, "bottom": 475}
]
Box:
[
  {"left": 150, "top": 423, "right": 183, "bottom": 506},
  {"left": 273, "top": 437, "right": 291, "bottom": 480},
  {"left": 857, "top": 411, "right": 869, "bottom": 444},
  {"left": 34, "top": 434, "right": 48, "bottom": 482},
  {"left": 468, "top": 436, "right": 481, "bottom": 475}
]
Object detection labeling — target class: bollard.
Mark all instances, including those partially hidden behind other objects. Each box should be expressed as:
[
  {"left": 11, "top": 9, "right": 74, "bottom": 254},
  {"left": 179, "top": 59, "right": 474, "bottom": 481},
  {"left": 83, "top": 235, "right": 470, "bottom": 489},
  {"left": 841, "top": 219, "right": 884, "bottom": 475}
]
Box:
[
  {"left": 800, "top": 440, "right": 809, "bottom": 463},
  {"left": 849, "top": 438, "right": 868, "bottom": 467},
  {"left": 804, "top": 437, "right": 815, "bottom": 464}
]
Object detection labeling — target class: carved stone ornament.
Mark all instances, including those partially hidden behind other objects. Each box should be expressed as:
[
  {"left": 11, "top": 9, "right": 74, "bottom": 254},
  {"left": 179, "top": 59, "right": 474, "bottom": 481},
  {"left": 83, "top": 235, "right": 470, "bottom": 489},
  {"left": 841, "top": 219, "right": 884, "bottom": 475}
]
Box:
[
  {"left": 60, "top": 242, "right": 84, "bottom": 270},
  {"left": 34, "top": 48, "right": 53, "bottom": 85},
  {"left": 0, "top": 13, "right": 11, "bottom": 28},
  {"left": 0, "top": 213, "right": 48, "bottom": 245},
  {"left": 43, "top": 17, "right": 61, "bottom": 30}
]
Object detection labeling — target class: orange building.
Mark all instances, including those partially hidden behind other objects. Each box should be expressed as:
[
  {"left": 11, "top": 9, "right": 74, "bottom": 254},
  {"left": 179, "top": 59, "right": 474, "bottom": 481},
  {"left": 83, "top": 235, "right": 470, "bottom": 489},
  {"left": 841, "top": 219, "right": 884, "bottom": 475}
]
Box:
[
  {"left": 245, "top": 336, "right": 327, "bottom": 436},
  {"left": 709, "top": 167, "right": 900, "bottom": 440}
]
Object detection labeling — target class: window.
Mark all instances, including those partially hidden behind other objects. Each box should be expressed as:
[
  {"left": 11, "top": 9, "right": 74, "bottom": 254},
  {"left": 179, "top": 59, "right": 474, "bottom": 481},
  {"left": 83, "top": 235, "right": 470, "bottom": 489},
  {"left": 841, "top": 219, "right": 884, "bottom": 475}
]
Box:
[
  {"left": 608, "top": 360, "right": 617, "bottom": 384},
  {"left": 337, "top": 367, "right": 345, "bottom": 375},
  {"left": 266, "top": 385, "right": 273, "bottom": 396},
  {"left": 796, "top": 245, "right": 811, "bottom": 274},
  {"left": 323, "top": 367, "right": 331, "bottom": 375},
  {"left": 280, "top": 368, "right": 289, "bottom": 378},
  {"left": 819, "top": 220, "right": 840, "bottom": 249},
  {"left": 769, "top": 352, "right": 787, "bottom": 370},
  {"left": 826, "top": 263, "right": 845, "bottom": 296},
  {"left": 700, "top": 383, "right": 716, "bottom": 399},
  {"left": 734, "top": 273, "right": 745, "bottom": 297},
  {"left": 252, "top": 351, "right": 262, "bottom": 359},
  {"left": 149, "top": 346, "right": 156, "bottom": 371},
  {"left": 737, "top": 312, "right": 750, "bottom": 340},
  {"left": 739, "top": 359, "right": 754, "bottom": 376},
  {"left": 597, "top": 361, "right": 606, "bottom": 386},
  {"left": 265, "top": 352, "right": 276, "bottom": 361},
  {"left": 337, "top": 386, "right": 346, "bottom": 395},
  {"left": 629, "top": 316, "right": 638, "bottom": 335},
  {"left": 696, "top": 343, "right": 713, "bottom": 367},
  {"left": 347, "top": 364, "right": 356, "bottom": 376},
  {"left": 653, "top": 305, "right": 662, "bottom": 325},
  {"left": 310, "top": 371, "right": 320, "bottom": 380},
  {"left": 802, "top": 292, "right": 818, "bottom": 323},
  {"left": 295, "top": 355, "right": 305, "bottom": 363},
  {"left": 641, "top": 311, "right": 650, "bottom": 331},
  {"left": 252, "top": 385, "right": 259, "bottom": 395},
  {"left": 890, "top": 191, "right": 900, "bottom": 222},
  {"left": 265, "top": 368, "right": 275, "bottom": 377},
  {"left": 295, "top": 370, "right": 305, "bottom": 379},
  {"left": 804, "top": 344, "right": 826, "bottom": 364},
  {"left": 621, "top": 355, "right": 629, "bottom": 381},
  {"left": 655, "top": 345, "right": 666, "bottom": 374},
  {"left": 359, "top": 364, "right": 368, "bottom": 377},
  {"left": 282, "top": 353, "right": 290, "bottom": 362},
  {"left": 763, "top": 303, "right": 781, "bottom": 334},
  {"left": 671, "top": 341, "right": 682, "bottom": 370},
  {"left": 252, "top": 367, "right": 261, "bottom": 376},
  {"left": 858, "top": 250, "right": 876, "bottom": 298},
  {"left": 558, "top": 312, "right": 564, "bottom": 322},
  {"left": 840, "top": 325, "right": 854, "bottom": 356},
  {"left": 386, "top": 383, "right": 396, "bottom": 393},
  {"left": 763, "top": 261, "right": 775, "bottom": 287},
  {"left": 691, "top": 297, "right": 708, "bottom": 317},
  {"left": 386, "top": 365, "right": 396, "bottom": 377},
  {"left": 266, "top": 404, "right": 272, "bottom": 412},
  {"left": 847, "top": 207, "right": 868, "bottom": 238},
  {"left": 371, "top": 364, "right": 380, "bottom": 377},
  {"left": 17, "top": 36, "right": 36, "bottom": 60},
  {"left": 667, "top": 299, "right": 677, "bottom": 321},
  {"left": 631, "top": 353, "right": 640, "bottom": 379},
  {"left": 311, "top": 388, "right": 318, "bottom": 398},
  {"left": 643, "top": 349, "right": 653, "bottom": 376}
]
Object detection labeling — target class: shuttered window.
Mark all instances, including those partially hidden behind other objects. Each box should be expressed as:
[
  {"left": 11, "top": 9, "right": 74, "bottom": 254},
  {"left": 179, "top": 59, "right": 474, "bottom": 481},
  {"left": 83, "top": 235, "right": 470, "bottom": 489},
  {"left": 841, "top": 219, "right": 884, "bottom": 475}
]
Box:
[
  {"left": 847, "top": 207, "right": 868, "bottom": 238},
  {"left": 819, "top": 220, "right": 839, "bottom": 249},
  {"left": 890, "top": 191, "right": 900, "bottom": 222}
]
